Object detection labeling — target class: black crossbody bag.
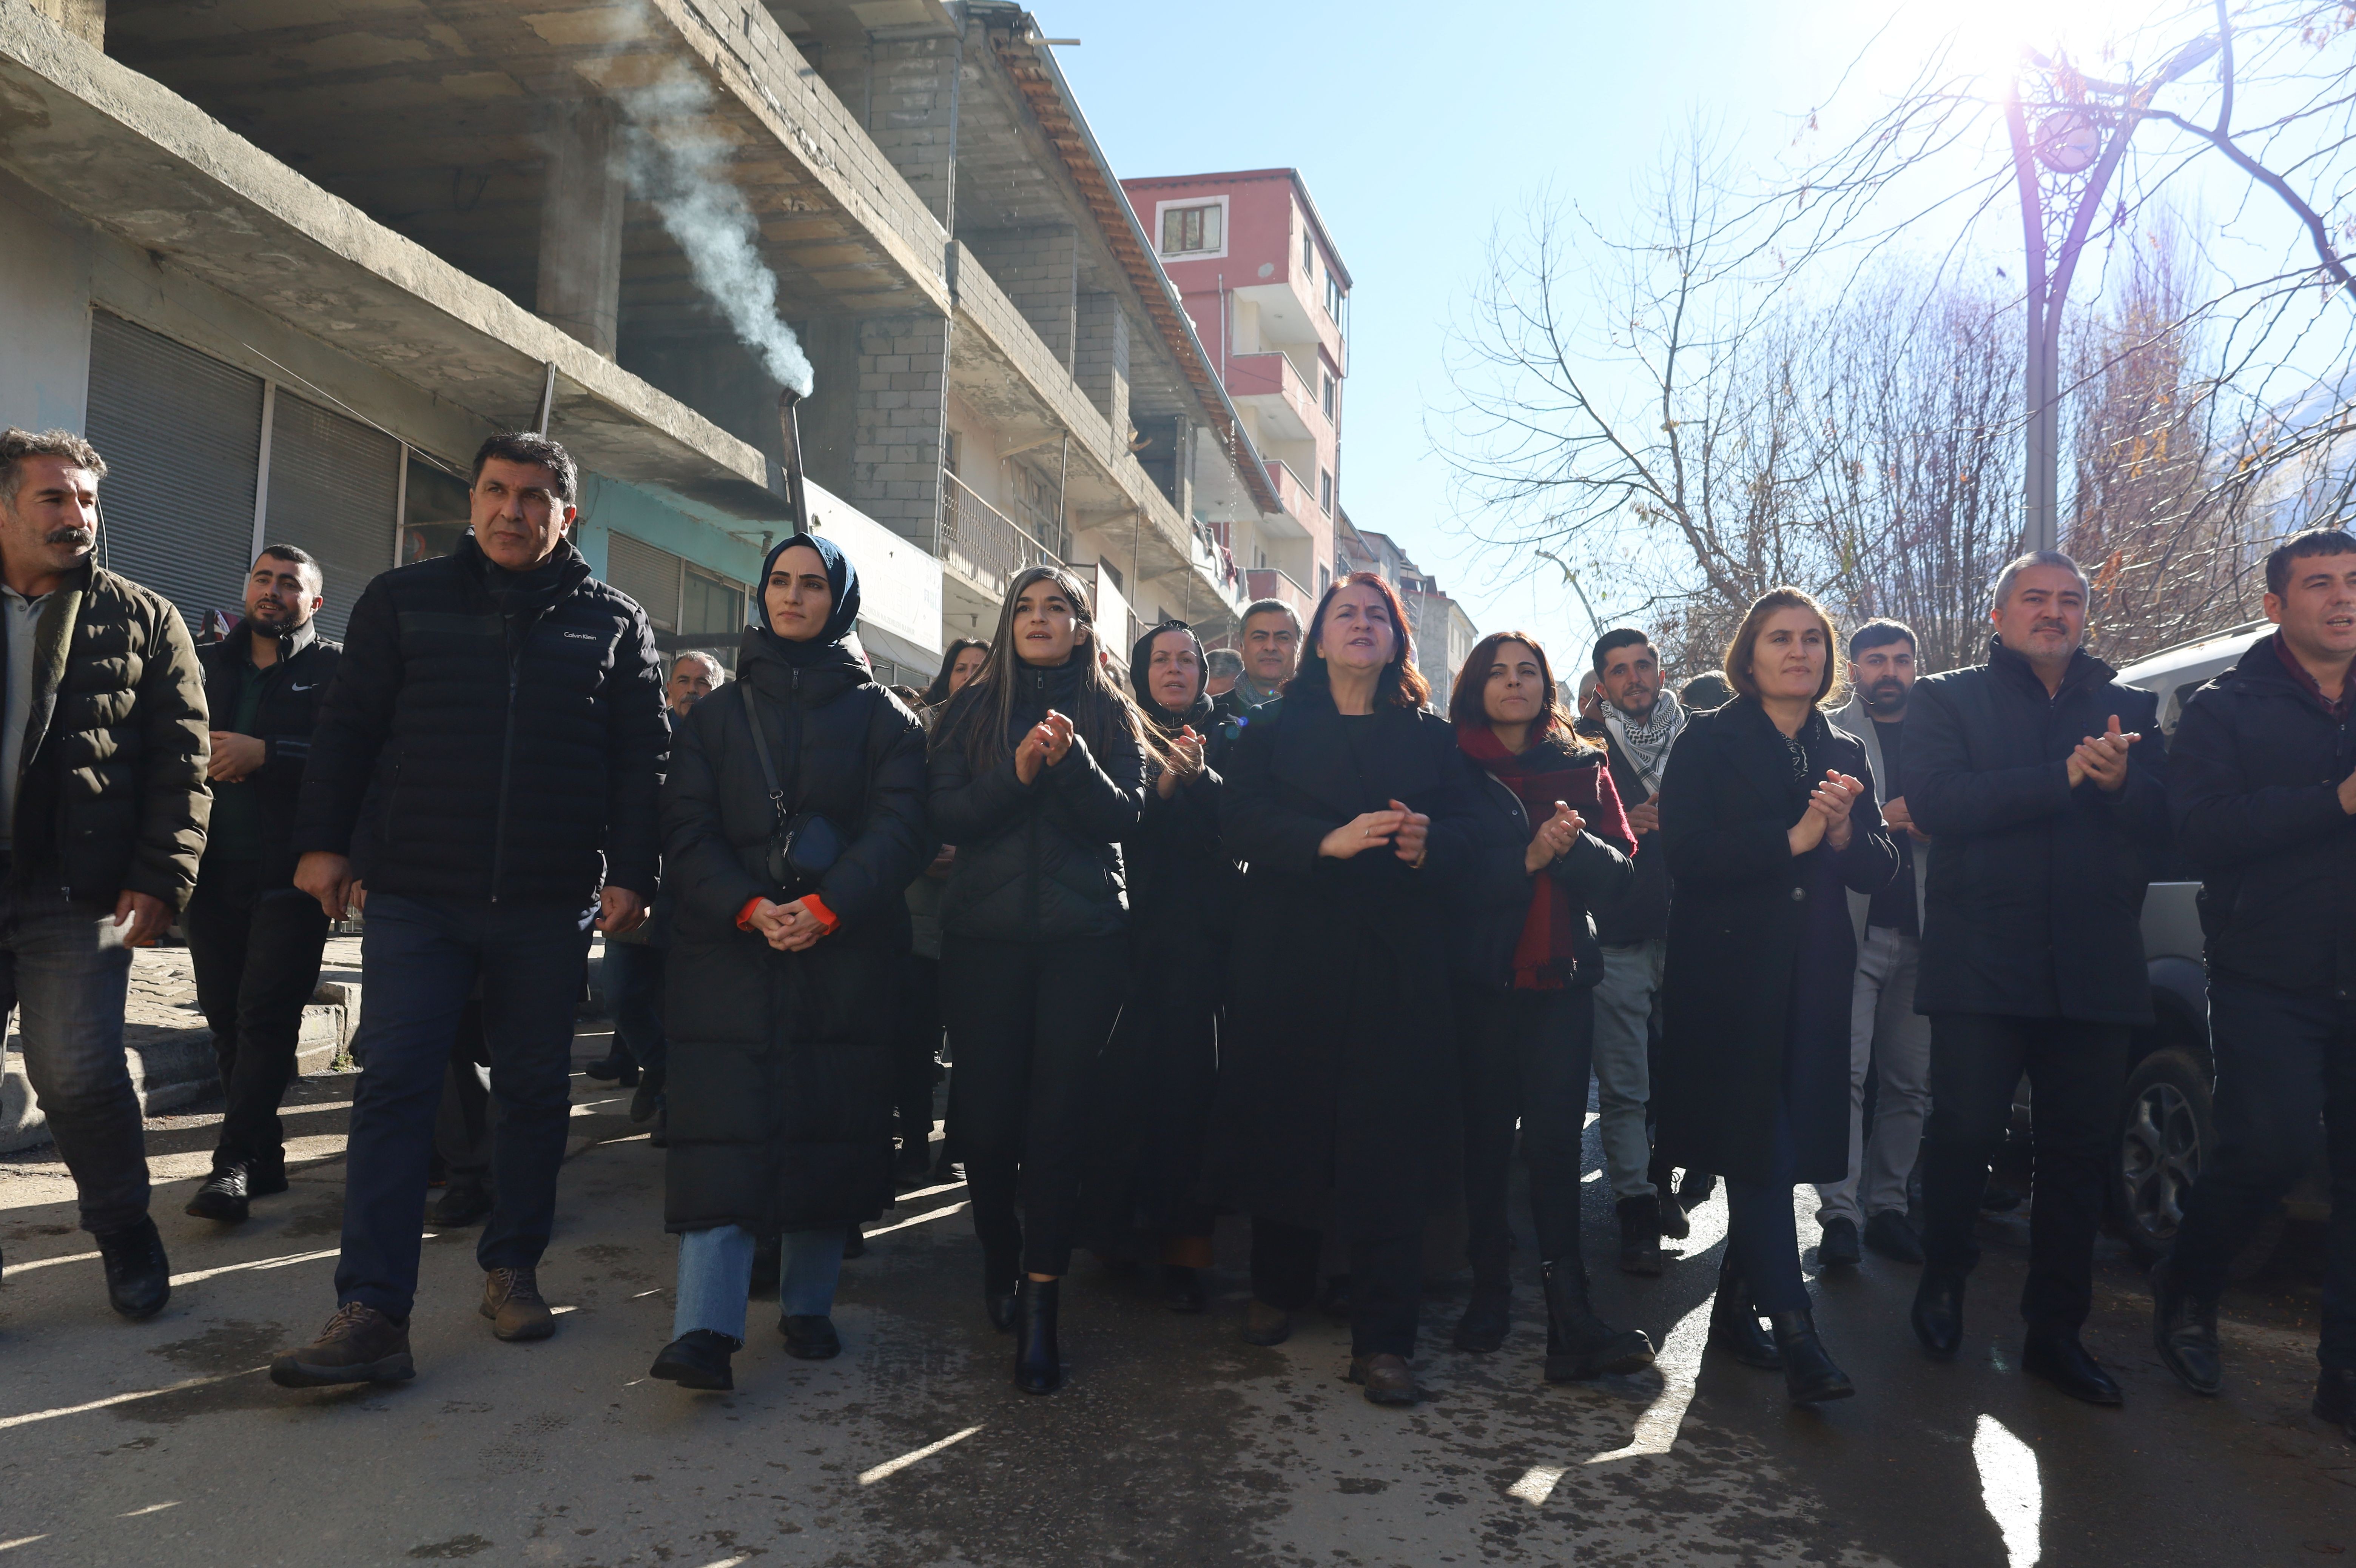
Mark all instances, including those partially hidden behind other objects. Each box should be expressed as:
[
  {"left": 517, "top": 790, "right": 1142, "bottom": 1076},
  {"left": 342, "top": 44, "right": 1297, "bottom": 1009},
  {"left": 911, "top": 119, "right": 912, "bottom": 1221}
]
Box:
[{"left": 740, "top": 681, "right": 848, "bottom": 897}]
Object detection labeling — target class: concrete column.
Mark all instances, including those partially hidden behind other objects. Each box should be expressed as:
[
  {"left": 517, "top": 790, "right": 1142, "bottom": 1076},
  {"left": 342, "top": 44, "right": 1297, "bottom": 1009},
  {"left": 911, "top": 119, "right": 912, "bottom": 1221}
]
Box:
[
  {"left": 1076, "top": 293, "right": 1129, "bottom": 457},
  {"left": 535, "top": 100, "right": 624, "bottom": 359},
  {"left": 28, "top": 0, "right": 103, "bottom": 47},
  {"left": 963, "top": 226, "right": 1076, "bottom": 369}
]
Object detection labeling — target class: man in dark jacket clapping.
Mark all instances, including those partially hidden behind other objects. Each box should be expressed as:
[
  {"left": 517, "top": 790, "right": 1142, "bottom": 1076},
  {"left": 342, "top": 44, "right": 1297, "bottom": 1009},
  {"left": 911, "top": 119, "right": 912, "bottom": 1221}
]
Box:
[
  {"left": 2152, "top": 529, "right": 2356, "bottom": 1441},
  {"left": 1903, "top": 550, "right": 2168, "bottom": 1406},
  {"left": 271, "top": 433, "right": 668, "bottom": 1388}
]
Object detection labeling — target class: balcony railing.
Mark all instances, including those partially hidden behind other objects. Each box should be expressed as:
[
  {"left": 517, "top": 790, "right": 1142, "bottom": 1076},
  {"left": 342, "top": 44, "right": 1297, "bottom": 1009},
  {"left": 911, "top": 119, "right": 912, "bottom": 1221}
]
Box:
[
  {"left": 942, "top": 469, "right": 1062, "bottom": 605},
  {"left": 1244, "top": 566, "right": 1316, "bottom": 628}
]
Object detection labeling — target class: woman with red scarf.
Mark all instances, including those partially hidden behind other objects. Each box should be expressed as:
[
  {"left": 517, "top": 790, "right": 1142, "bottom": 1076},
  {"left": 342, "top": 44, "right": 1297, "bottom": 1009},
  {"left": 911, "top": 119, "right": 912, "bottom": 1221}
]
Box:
[{"left": 1447, "top": 632, "right": 1656, "bottom": 1382}]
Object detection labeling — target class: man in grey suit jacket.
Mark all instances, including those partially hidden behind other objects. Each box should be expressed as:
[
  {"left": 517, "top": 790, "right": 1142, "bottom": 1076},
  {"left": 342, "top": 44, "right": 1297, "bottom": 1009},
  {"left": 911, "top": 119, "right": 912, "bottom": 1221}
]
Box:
[{"left": 1816, "top": 619, "right": 1932, "bottom": 1268}]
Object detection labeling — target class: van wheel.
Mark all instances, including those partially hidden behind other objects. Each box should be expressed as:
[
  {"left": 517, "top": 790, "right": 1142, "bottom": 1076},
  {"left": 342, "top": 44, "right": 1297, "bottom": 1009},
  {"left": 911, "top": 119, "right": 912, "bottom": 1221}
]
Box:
[{"left": 2116, "top": 1048, "right": 2211, "bottom": 1266}]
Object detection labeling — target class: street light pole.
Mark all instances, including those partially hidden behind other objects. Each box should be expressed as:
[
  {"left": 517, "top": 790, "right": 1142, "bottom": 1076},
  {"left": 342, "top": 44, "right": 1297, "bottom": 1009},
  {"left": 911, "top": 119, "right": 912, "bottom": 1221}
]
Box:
[{"left": 2004, "top": 40, "right": 2222, "bottom": 554}]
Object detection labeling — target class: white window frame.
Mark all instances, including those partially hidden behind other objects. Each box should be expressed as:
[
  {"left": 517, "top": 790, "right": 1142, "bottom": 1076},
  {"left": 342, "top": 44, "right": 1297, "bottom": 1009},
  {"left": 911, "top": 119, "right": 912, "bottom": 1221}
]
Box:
[{"left": 1153, "top": 194, "right": 1229, "bottom": 262}]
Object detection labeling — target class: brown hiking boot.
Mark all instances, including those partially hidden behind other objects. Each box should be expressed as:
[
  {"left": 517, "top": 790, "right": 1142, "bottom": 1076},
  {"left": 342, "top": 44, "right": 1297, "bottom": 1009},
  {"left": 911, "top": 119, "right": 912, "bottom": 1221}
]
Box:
[
  {"left": 481, "top": 1267, "right": 556, "bottom": 1341},
  {"left": 270, "top": 1303, "right": 414, "bottom": 1388},
  {"left": 1347, "top": 1353, "right": 1422, "bottom": 1407}
]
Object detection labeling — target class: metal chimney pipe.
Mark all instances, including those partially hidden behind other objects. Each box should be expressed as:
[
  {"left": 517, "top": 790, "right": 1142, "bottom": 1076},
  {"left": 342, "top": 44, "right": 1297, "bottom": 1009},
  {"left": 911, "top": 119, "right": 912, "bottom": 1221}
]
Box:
[{"left": 777, "top": 389, "right": 811, "bottom": 536}]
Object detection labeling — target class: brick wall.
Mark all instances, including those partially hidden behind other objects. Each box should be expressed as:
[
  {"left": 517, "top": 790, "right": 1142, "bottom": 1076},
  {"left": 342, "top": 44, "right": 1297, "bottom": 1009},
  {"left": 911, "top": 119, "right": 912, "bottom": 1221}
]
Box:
[
  {"left": 863, "top": 34, "right": 961, "bottom": 228},
  {"left": 854, "top": 315, "right": 949, "bottom": 551},
  {"left": 1075, "top": 292, "right": 1129, "bottom": 461},
  {"left": 963, "top": 225, "right": 1077, "bottom": 370}
]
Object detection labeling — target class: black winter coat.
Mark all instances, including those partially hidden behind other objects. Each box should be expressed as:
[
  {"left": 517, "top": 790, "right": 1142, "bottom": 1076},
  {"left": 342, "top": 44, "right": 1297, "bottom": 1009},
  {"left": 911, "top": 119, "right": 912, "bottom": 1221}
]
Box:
[
  {"left": 197, "top": 619, "right": 339, "bottom": 887},
  {"left": 292, "top": 534, "right": 668, "bottom": 906},
  {"left": 928, "top": 657, "right": 1148, "bottom": 943},
  {"left": 1445, "top": 741, "right": 1634, "bottom": 993},
  {"left": 4, "top": 562, "right": 211, "bottom": 912},
  {"left": 2170, "top": 634, "right": 2356, "bottom": 999},
  {"left": 658, "top": 632, "right": 930, "bottom": 1234},
  {"left": 1903, "top": 640, "right": 2169, "bottom": 1025},
  {"left": 1212, "top": 696, "right": 1477, "bottom": 1235},
  {"left": 1576, "top": 719, "right": 1671, "bottom": 945},
  {"left": 1124, "top": 693, "right": 1239, "bottom": 981},
  {"left": 1653, "top": 699, "right": 1899, "bottom": 1185}
]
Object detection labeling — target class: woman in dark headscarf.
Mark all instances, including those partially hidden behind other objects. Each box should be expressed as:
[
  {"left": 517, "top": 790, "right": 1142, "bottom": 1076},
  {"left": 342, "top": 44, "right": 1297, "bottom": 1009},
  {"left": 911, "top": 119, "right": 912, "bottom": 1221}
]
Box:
[
  {"left": 1078, "top": 621, "right": 1240, "bottom": 1310},
  {"left": 646, "top": 533, "right": 930, "bottom": 1393}
]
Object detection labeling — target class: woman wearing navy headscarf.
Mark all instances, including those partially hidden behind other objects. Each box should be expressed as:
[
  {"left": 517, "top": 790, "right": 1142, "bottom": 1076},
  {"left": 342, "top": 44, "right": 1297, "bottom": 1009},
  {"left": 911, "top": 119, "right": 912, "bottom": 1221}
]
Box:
[{"left": 646, "top": 533, "right": 931, "bottom": 1392}]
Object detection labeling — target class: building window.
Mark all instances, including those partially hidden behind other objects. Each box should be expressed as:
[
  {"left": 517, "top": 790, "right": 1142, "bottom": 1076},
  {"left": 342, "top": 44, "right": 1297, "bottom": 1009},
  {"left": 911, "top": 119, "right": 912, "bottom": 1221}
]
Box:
[
  {"left": 1318, "top": 564, "right": 1331, "bottom": 597},
  {"left": 1325, "top": 273, "right": 1343, "bottom": 320},
  {"left": 1301, "top": 226, "right": 1312, "bottom": 274},
  {"left": 1319, "top": 468, "right": 1333, "bottom": 515},
  {"left": 944, "top": 430, "right": 962, "bottom": 477},
  {"left": 1162, "top": 203, "right": 1222, "bottom": 255},
  {"left": 1321, "top": 373, "right": 1336, "bottom": 420}
]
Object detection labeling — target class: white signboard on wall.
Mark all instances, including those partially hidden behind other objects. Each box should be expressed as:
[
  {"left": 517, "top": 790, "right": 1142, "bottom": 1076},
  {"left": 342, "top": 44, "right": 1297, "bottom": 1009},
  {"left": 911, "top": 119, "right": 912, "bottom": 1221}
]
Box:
[{"left": 803, "top": 474, "right": 941, "bottom": 657}]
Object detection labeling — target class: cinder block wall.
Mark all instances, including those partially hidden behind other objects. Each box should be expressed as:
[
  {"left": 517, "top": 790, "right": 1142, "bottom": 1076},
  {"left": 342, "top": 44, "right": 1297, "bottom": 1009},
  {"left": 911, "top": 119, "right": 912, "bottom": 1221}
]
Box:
[
  {"left": 963, "top": 225, "right": 1077, "bottom": 370},
  {"left": 1076, "top": 293, "right": 1130, "bottom": 458}
]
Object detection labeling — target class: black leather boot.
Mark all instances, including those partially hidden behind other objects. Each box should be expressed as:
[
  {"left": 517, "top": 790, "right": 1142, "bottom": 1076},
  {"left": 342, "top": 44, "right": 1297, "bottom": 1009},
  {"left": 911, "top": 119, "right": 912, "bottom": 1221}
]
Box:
[
  {"left": 1770, "top": 1309, "right": 1855, "bottom": 1404},
  {"left": 186, "top": 1163, "right": 252, "bottom": 1224},
  {"left": 2023, "top": 1329, "right": 2123, "bottom": 1406},
  {"left": 97, "top": 1217, "right": 171, "bottom": 1320},
  {"left": 2150, "top": 1260, "right": 2223, "bottom": 1395},
  {"left": 1912, "top": 1267, "right": 1967, "bottom": 1359},
  {"left": 1617, "top": 1195, "right": 1663, "bottom": 1276},
  {"left": 1708, "top": 1255, "right": 1779, "bottom": 1368},
  {"left": 1453, "top": 1264, "right": 1511, "bottom": 1353},
  {"left": 1012, "top": 1278, "right": 1063, "bottom": 1394},
  {"left": 1540, "top": 1259, "right": 1654, "bottom": 1380},
  {"left": 649, "top": 1329, "right": 735, "bottom": 1391}
]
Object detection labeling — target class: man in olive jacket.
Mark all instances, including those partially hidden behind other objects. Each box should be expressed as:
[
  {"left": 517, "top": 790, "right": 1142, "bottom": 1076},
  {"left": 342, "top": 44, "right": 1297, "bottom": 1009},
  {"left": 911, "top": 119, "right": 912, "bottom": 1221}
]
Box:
[
  {"left": 1903, "top": 550, "right": 2168, "bottom": 1406},
  {"left": 0, "top": 429, "right": 211, "bottom": 1322}
]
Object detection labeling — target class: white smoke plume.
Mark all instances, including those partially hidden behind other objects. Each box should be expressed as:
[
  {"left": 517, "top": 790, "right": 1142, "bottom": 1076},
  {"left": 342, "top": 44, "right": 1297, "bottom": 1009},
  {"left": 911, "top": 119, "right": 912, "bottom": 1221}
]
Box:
[{"left": 607, "top": 25, "right": 814, "bottom": 397}]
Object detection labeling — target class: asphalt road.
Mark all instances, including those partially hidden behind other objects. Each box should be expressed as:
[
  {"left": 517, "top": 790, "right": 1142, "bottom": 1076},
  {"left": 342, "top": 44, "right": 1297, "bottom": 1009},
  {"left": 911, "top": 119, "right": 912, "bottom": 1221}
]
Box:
[{"left": 0, "top": 1026, "right": 2347, "bottom": 1567}]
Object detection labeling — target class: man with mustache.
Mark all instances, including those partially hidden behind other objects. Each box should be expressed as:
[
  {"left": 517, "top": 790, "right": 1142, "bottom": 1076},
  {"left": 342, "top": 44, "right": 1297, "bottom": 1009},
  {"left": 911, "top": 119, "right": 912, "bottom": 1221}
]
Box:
[
  {"left": 1816, "top": 620, "right": 1931, "bottom": 1269},
  {"left": 184, "top": 545, "right": 341, "bottom": 1225},
  {"left": 1903, "top": 551, "right": 2168, "bottom": 1405},
  {"left": 0, "top": 428, "right": 210, "bottom": 1320}
]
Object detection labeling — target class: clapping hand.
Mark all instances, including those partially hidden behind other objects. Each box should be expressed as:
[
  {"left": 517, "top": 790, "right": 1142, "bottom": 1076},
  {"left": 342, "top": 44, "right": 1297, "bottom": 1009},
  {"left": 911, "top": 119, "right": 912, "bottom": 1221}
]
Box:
[
  {"left": 1015, "top": 720, "right": 1056, "bottom": 785},
  {"left": 1157, "top": 727, "right": 1206, "bottom": 799},
  {"left": 1389, "top": 798, "right": 1432, "bottom": 868},
  {"left": 1525, "top": 801, "right": 1585, "bottom": 874},
  {"left": 1320, "top": 806, "right": 1407, "bottom": 860},
  {"left": 1790, "top": 770, "right": 1864, "bottom": 855},
  {"left": 2066, "top": 713, "right": 2138, "bottom": 793}
]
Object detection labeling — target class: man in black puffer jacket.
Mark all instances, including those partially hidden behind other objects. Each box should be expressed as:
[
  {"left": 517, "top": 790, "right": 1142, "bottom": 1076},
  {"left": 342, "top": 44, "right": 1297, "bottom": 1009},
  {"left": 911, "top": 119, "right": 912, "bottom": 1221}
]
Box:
[
  {"left": 2152, "top": 529, "right": 2356, "bottom": 1440},
  {"left": 271, "top": 434, "right": 668, "bottom": 1389},
  {"left": 1903, "top": 550, "right": 2169, "bottom": 1407}
]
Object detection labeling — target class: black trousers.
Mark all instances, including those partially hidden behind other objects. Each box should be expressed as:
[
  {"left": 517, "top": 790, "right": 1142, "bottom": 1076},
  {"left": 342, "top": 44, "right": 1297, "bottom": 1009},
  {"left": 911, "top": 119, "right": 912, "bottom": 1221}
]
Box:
[
  {"left": 2172, "top": 980, "right": 2356, "bottom": 1369},
  {"left": 894, "top": 953, "right": 943, "bottom": 1154},
  {"left": 1250, "top": 1217, "right": 1421, "bottom": 1359},
  {"left": 435, "top": 999, "right": 493, "bottom": 1187},
  {"left": 183, "top": 859, "right": 331, "bottom": 1174},
  {"left": 942, "top": 932, "right": 1129, "bottom": 1278},
  {"left": 1920, "top": 1013, "right": 2128, "bottom": 1332},
  {"left": 1454, "top": 982, "right": 1594, "bottom": 1272}
]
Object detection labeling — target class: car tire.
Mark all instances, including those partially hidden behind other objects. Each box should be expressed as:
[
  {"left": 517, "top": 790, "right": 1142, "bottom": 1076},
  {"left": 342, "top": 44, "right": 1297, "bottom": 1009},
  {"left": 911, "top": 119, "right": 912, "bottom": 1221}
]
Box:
[{"left": 2116, "top": 1047, "right": 2213, "bottom": 1267}]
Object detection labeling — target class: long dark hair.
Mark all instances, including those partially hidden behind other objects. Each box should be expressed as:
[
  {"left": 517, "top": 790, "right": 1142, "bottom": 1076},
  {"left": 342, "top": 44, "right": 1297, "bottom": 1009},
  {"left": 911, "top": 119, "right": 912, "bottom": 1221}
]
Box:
[
  {"left": 922, "top": 636, "right": 989, "bottom": 707},
  {"left": 930, "top": 564, "right": 1159, "bottom": 769},
  {"left": 1287, "top": 571, "right": 1430, "bottom": 710},
  {"left": 1449, "top": 630, "right": 1596, "bottom": 750}
]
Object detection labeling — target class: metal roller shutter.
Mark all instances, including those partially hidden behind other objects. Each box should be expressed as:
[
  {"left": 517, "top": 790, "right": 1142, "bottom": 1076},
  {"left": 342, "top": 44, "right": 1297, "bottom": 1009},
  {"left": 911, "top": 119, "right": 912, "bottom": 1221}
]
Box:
[
  {"left": 263, "top": 392, "right": 401, "bottom": 641},
  {"left": 83, "top": 312, "right": 264, "bottom": 631},
  {"left": 604, "top": 532, "right": 681, "bottom": 631}
]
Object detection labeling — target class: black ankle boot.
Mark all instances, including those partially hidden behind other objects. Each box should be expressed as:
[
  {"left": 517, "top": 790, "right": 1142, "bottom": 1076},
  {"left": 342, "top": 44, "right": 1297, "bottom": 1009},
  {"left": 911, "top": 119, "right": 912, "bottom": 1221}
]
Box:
[
  {"left": 1912, "top": 1267, "right": 1967, "bottom": 1360},
  {"left": 649, "top": 1329, "right": 735, "bottom": 1391},
  {"left": 1708, "top": 1255, "right": 1780, "bottom": 1368},
  {"left": 1770, "top": 1309, "right": 1855, "bottom": 1404},
  {"left": 2150, "top": 1260, "right": 2222, "bottom": 1395},
  {"left": 1453, "top": 1269, "right": 1511, "bottom": 1353},
  {"left": 1540, "top": 1259, "right": 1654, "bottom": 1380},
  {"left": 1012, "top": 1278, "right": 1063, "bottom": 1394},
  {"left": 97, "top": 1216, "right": 171, "bottom": 1320}
]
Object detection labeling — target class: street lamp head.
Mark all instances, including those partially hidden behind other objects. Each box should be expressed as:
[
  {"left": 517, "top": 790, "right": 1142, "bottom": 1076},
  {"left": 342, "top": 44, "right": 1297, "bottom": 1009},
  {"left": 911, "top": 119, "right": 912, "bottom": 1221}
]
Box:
[{"left": 2035, "top": 109, "right": 2102, "bottom": 173}]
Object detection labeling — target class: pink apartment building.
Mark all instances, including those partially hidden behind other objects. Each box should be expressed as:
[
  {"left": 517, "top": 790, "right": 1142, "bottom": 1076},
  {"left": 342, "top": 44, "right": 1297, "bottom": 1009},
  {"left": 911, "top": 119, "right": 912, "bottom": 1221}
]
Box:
[{"left": 1120, "top": 168, "right": 1351, "bottom": 634}]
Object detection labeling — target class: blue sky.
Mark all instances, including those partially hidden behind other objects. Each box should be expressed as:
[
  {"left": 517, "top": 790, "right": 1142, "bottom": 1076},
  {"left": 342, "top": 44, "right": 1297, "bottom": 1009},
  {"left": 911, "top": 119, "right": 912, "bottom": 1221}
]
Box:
[{"left": 1048, "top": 0, "right": 2322, "bottom": 670}]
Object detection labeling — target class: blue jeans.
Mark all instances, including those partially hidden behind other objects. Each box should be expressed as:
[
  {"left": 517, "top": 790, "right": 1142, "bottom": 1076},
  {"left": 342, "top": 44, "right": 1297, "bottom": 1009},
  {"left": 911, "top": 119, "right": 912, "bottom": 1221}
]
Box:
[
  {"left": 601, "top": 940, "right": 667, "bottom": 1081},
  {"left": 2172, "top": 980, "right": 2356, "bottom": 1369},
  {"left": 333, "top": 893, "right": 594, "bottom": 1320},
  {"left": 0, "top": 887, "right": 141, "bottom": 1234},
  {"left": 673, "top": 1224, "right": 845, "bottom": 1345}
]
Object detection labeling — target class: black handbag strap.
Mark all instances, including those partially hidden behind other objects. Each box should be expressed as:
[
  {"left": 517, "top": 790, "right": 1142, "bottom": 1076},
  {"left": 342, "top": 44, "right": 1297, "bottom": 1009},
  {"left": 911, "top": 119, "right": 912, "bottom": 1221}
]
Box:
[{"left": 740, "top": 680, "right": 794, "bottom": 831}]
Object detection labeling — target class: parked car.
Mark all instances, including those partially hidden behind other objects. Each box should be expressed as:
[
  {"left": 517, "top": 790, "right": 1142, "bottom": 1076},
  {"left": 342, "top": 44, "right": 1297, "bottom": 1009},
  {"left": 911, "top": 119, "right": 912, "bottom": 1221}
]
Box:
[{"left": 2110, "top": 621, "right": 2327, "bottom": 1269}]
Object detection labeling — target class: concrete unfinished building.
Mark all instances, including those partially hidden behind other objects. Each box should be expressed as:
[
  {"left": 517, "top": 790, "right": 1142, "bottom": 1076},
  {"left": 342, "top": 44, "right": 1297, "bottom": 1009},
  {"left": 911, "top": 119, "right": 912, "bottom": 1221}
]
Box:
[{"left": 0, "top": 0, "right": 1277, "bottom": 679}]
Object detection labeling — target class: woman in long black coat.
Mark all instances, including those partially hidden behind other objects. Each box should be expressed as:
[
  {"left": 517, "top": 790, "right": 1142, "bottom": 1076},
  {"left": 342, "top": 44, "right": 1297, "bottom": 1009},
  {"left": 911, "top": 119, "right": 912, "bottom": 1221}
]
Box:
[
  {"left": 929, "top": 564, "right": 1152, "bottom": 1395},
  {"left": 1216, "top": 572, "right": 1476, "bottom": 1409},
  {"left": 1079, "top": 619, "right": 1239, "bottom": 1310},
  {"left": 646, "top": 533, "right": 930, "bottom": 1393},
  {"left": 1653, "top": 587, "right": 1898, "bottom": 1405}
]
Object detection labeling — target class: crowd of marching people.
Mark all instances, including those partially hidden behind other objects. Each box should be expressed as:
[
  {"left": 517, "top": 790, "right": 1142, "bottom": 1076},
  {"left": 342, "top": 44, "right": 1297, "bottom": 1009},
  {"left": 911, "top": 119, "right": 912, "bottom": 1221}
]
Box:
[{"left": 2, "top": 422, "right": 2352, "bottom": 1436}]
